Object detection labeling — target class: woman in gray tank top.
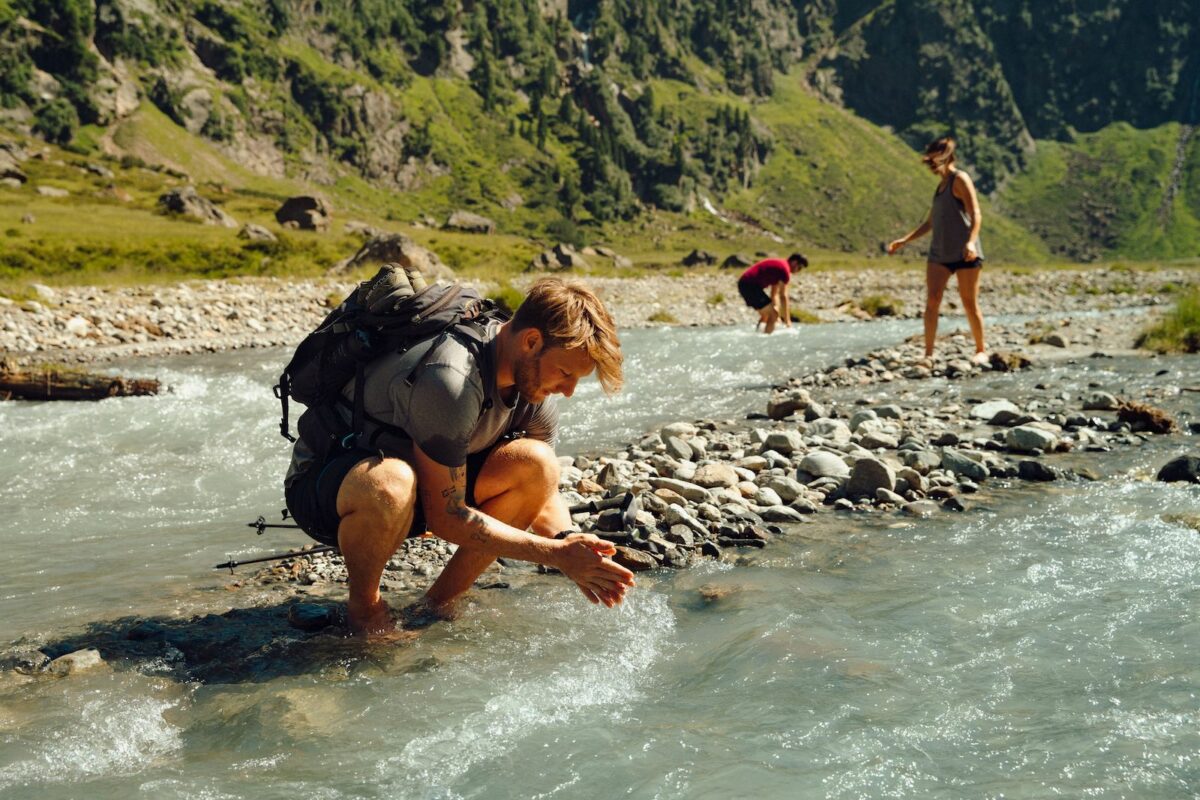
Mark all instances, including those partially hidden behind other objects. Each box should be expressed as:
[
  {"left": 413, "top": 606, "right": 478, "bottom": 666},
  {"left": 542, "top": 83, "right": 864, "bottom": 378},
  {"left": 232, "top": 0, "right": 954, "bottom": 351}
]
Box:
[{"left": 887, "top": 136, "right": 987, "bottom": 363}]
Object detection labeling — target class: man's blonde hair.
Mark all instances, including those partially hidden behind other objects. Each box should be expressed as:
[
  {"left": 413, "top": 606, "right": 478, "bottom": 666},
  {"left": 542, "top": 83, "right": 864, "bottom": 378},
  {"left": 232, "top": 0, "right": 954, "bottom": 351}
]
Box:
[{"left": 512, "top": 277, "right": 624, "bottom": 395}]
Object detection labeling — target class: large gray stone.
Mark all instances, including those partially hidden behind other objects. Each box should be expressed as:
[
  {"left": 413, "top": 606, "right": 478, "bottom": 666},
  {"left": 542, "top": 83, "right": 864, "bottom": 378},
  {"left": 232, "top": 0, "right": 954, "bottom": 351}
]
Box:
[
  {"left": 849, "top": 409, "right": 878, "bottom": 432},
  {"left": 798, "top": 451, "right": 849, "bottom": 479},
  {"left": 275, "top": 195, "right": 330, "bottom": 231},
  {"left": 334, "top": 233, "right": 455, "bottom": 280},
  {"left": 898, "top": 449, "right": 942, "bottom": 473},
  {"left": 806, "top": 419, "right": 851, "bottom": 444},
  {"left": 445, "top": 210, "right": 496, "bottom": 234},
  {"left": 692, "top": 463, "right": 740, "bottom": 488},
  {"left": 649, "top": 477, "right": 712, "bottom": 503},
  {"left": 159, "top": 186, "right": 238, "bottom": 228},
  {"left": 1006, "top": 425, "right": 1059, "bottom": 453},
  {"left": 664, "top": 436, "right": 693, "bottom": 461},
  {"left": 761, "top": 505, "right": 806, "bottom": 523},
  {"left": 1082, "top": 391, "right": 1120, "bottom": 411},
  {"left": 941, "top": 448, "right": 990, "bottom": 481},
  {"left": 764, "top": 429, "right": 805, "bottom": 455},
  {"left": 971, "top": 399, "right": 1021, "bottom": 421},
  {"left": 860, "top": 431, "right": 899, "bottom": 450},
  {"left": 845, "top": 457, "right": 896, "bottom": 499},
  {"left": 766, "top": 476, "right": 805, "bottom": 503}
]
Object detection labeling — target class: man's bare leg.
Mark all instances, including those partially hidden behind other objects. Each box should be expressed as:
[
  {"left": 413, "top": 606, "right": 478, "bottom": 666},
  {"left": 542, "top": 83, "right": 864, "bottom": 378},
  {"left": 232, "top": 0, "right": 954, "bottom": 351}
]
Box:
[
  {"left": 421, "top": 438, "right": 560, "bottom": 611},
  {"left": 335, "top": 457, "right": 418, "bottom": 635}
]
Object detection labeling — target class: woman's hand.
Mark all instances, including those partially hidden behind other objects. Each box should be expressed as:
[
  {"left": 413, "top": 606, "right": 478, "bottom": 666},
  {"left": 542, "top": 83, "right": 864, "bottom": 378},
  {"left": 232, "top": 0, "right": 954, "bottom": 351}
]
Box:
[
  {"left": 963, "top": 240, "right": 978, "bottom": 261},
  {"left": 887, "top": 238, "right": 907, "bottom": 255}
]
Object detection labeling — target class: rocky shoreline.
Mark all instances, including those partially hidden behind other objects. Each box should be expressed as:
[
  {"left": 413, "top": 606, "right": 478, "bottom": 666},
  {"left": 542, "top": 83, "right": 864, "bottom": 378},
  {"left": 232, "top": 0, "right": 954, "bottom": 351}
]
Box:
[
  {"left": 0, "top": 266, "right": 1191, "bottom": 365},
  {"left": 238, "top": 308, "right": 1197, "bottom": 618}
]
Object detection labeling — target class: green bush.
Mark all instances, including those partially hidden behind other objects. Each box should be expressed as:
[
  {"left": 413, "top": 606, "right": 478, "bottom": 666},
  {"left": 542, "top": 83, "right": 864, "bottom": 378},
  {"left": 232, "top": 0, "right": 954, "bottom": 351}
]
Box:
[
  {"left": 32, "top": 98, "right": 79, "bottom": 145},
  {"left": 1136, "top": 288, "right": 1200, "bottom": 353},
  {"left": 860, "top": 294, "right": 904, "bottom": 317},
  {"left": 487, "top": 283, "right": 525, "bottom": 315},
  {"left": 648, "top": 309, "right": 678, "bottom": 323}
]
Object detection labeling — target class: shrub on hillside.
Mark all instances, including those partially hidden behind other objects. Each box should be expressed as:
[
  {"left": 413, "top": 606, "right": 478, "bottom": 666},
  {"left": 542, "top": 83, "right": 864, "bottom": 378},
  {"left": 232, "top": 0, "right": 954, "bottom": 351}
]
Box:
[{"left": 32, "top": 99, "right": 79, "bottom": 145}]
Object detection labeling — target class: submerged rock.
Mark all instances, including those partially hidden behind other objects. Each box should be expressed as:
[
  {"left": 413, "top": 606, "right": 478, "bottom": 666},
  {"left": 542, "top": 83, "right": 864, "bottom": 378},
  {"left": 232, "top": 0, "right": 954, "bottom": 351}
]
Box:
[{"left": 1157, "top": 456, "right": 1200, "bottom": 484}]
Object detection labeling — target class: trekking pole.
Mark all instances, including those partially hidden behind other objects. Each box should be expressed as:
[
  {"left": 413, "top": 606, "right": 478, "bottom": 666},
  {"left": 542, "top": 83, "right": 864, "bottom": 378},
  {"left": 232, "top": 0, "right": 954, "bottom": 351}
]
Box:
[
  {"left": 248, "top": 515, "right": 302, "bottom": 535},
  {"left": 214, "top": 545, "right": 338, "bottom": 573}
]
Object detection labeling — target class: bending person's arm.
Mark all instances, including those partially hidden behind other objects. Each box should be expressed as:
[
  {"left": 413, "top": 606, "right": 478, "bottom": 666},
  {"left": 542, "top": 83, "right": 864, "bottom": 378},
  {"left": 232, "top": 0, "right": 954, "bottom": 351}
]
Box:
[
  {"left": 413, "top": 445, "right": 634, "bottom": 606},
  {"left": 775, "top": 282, "right": 791, "bottom": 327},
  {"left": 953, "top": 173, "right": 982, "bottom": 260},
  {"left": 888, "top": 214, "right": 932, "bottom": 254}
]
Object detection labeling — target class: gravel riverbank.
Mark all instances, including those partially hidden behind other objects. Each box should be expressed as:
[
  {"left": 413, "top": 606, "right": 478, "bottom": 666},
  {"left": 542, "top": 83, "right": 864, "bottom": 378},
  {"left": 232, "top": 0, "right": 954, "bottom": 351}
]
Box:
[{"left": 0, "top": 266, "right": 1191, "bottom": 365}]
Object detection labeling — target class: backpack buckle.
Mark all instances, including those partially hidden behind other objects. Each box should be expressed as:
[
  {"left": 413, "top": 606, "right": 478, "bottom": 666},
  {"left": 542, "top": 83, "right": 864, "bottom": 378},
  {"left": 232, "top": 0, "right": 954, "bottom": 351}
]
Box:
[{"left": 340, "top": 432, "right": 359, "bottom": 449}]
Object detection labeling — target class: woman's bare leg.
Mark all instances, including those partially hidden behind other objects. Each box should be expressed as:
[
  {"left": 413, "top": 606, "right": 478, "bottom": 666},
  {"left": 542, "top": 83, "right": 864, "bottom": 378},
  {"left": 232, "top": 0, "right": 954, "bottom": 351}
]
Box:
[
  {"left": 956, "top": 266, "right": 986, "bottom": 357},
  {"left": 924, "top": 262, "right": 953, "bottom": 357}
]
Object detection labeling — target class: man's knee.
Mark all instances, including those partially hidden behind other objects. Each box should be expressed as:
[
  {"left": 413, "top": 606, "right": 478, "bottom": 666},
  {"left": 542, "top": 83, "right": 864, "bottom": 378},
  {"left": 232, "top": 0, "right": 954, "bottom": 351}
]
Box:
[
  {"left": 338, "top": 458, "right": 418, "bottom": 529},
  {"left": 490, "top": 438, "right": 559, "bottom": 493}
]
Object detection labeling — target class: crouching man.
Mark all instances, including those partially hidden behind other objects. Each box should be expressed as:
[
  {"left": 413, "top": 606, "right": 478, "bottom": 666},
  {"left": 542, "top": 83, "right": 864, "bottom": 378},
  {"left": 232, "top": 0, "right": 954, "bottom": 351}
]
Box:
[{"left": 283, "top": 278, "right": 635, "bottom": 634}]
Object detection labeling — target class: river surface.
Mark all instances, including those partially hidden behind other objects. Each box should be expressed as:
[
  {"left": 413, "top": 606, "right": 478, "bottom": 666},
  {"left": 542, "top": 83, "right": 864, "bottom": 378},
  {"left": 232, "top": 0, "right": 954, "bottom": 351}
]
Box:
[{"left": 0, "top": 318, "right": 1197, "bottom": 799}]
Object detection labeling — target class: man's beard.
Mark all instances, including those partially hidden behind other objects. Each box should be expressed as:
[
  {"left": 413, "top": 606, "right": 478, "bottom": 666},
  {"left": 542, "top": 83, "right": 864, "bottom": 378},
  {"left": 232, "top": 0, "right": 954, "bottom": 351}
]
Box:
[{"left": 513, "top": 349, "right": 544, "bottom": 401}]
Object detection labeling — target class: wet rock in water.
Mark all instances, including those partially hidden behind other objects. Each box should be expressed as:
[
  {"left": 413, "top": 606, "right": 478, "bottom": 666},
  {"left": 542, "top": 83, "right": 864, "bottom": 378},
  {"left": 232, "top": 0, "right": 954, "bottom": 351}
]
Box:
[
  {"left": 700, "top": 541, "right": 722, "bottom": 559},
  {"left": 971, "top": 399, "right": 1020, "bottom": 421},
  {"left": 287, "top": 603, "right": 338, "bottom": 632},
  {"left": 1006, "top": 425, "right": 1059, "bottom": 454},
  {"left": 10, "top": 649, "right": 49, "bottom": 675},
  {"left": 989, "top": 351, "right": 1032, "bottom": 372},
  {"left": 799, "top": 451, "right": 850, "bottom": 479},
  {"left": 613, "top": 546, "right": 658, "bottom": 572},
  {"left": 697, "top": 583, "right": 739, "bottom": 602},
  {"left": 903, "top": 500, "right": 939, "bottom": 517},
  {"left": 1117, "top": 402, "right": 1177, "bottom": 434},
  {"left": 1018, "top": 460, "right": 1060, "bottom": 481},
  {"left": 48, "top": 648, "right": 105, "bottom": 676},
  {"left": 1161, "top": 513, "right": 1200, "bottom": 532},
  {"left": 1156, "top": 456, "right": 1200, "bottom": 484},
  {"left": 875, "top": 488, "right": 906, "bottom": 505},
  {"left": 845, "top": 457, "right": 895, "bottom": 499},
  {"left": 761, "top": 505, "right": 806, "bottom": 523},
  {"left": 988, "top": 408, "right": 1030, "bottom": 427},
  {"left": 940, "top": 448, "right": 989, "bottom": 481},
  {"left": 942, "top": 497, "right": 966, "bottom": 512},
  {"left": 1082, "top": 391, "right": 1120, "bottom": 411}
]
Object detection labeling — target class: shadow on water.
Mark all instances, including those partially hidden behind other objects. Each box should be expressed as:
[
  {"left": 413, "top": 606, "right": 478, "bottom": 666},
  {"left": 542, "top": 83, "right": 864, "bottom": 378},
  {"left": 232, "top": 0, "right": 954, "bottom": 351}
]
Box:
[{"left": 6, "top": 600, "right": 442, "bottom": 685}]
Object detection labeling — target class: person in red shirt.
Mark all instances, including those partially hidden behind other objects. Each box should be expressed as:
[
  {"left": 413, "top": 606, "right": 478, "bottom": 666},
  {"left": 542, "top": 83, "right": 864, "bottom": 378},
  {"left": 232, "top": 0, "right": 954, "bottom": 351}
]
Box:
[{"left": 737, "top": 253, "right": 808, "bottom": 333}]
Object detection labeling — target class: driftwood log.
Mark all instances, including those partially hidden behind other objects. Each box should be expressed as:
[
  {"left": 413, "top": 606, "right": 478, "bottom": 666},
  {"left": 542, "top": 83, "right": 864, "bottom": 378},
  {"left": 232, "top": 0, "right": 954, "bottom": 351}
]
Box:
[{"left": 0, "top": 363, "right": 160, "bottom": 401}]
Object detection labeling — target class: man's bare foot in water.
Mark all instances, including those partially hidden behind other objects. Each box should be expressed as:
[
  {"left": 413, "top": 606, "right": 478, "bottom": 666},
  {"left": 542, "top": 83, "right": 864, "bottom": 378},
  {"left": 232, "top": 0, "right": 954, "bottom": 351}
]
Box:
[
  {"left": 347, "top": 597, "right": 396, "bottom": 637},
  {"left": 400, "top": 597, "right": 462, "bottom": 629}
]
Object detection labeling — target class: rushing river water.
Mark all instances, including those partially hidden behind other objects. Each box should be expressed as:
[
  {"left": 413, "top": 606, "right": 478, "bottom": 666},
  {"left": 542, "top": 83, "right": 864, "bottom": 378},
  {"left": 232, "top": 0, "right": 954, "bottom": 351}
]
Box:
[{"left": 1, "top": 318, "right": 1197, "bottom": 799}]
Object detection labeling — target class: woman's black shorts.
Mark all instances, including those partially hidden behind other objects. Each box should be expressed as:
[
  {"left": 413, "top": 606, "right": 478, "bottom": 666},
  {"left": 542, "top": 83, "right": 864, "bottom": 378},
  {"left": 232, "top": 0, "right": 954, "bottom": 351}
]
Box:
[
  {"left": 737, "top": 279, "right": 771, "bottom": 309},
  {"left": 284, "top": 446, "right": 495, "bottom": 547},
  {"left": 938, "top": 257, "right": 984, "bottom": 273}
]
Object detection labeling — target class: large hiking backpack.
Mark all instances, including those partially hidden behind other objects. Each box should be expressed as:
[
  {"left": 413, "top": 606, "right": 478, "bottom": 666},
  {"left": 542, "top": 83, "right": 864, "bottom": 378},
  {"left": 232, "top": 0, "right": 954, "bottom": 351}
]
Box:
[{"left": 274, "top": 263, "right": 508, "bottom": 456}]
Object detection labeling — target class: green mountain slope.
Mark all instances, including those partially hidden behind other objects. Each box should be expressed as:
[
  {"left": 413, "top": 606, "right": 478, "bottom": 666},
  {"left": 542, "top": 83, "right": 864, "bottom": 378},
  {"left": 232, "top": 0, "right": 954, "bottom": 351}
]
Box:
[
  {"left": 999, "top": 123, "right": 1200, "bottom": 261},
  {"left": 0, "top": 0, "right": 1196, "bottom": 269}
]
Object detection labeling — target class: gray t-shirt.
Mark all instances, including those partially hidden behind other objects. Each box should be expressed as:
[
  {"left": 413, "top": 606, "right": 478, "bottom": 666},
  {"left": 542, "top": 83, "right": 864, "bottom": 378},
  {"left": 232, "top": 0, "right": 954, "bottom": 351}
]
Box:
[{"left": 285, "top": 322, "right": 558, "bottom": 483}]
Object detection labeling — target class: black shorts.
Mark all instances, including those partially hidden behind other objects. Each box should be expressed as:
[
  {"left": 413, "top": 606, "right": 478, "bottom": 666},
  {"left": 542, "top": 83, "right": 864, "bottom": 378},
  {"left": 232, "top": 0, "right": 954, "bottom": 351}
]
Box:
[
  {"left": 284, "top": 445, "right": 495, "bottom": 547},
  {"left": 938, "top": 257, "right": 984, "bottom": 273},
  {"left": 737, "top": 279, "right": 771, "bottom": 310}
]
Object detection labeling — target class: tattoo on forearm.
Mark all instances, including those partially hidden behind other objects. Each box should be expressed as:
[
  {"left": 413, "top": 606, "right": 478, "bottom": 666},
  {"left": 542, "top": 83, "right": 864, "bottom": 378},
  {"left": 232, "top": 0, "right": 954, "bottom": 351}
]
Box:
[{"left": 440, "top": 466, "right": 490, "bottom": 544}]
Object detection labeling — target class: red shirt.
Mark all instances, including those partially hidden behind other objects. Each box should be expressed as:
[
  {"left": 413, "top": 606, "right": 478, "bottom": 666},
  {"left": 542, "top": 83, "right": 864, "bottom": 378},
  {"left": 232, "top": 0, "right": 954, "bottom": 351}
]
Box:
[{"left": 739, "top": 259, "right": 791, "bottom": 288}]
